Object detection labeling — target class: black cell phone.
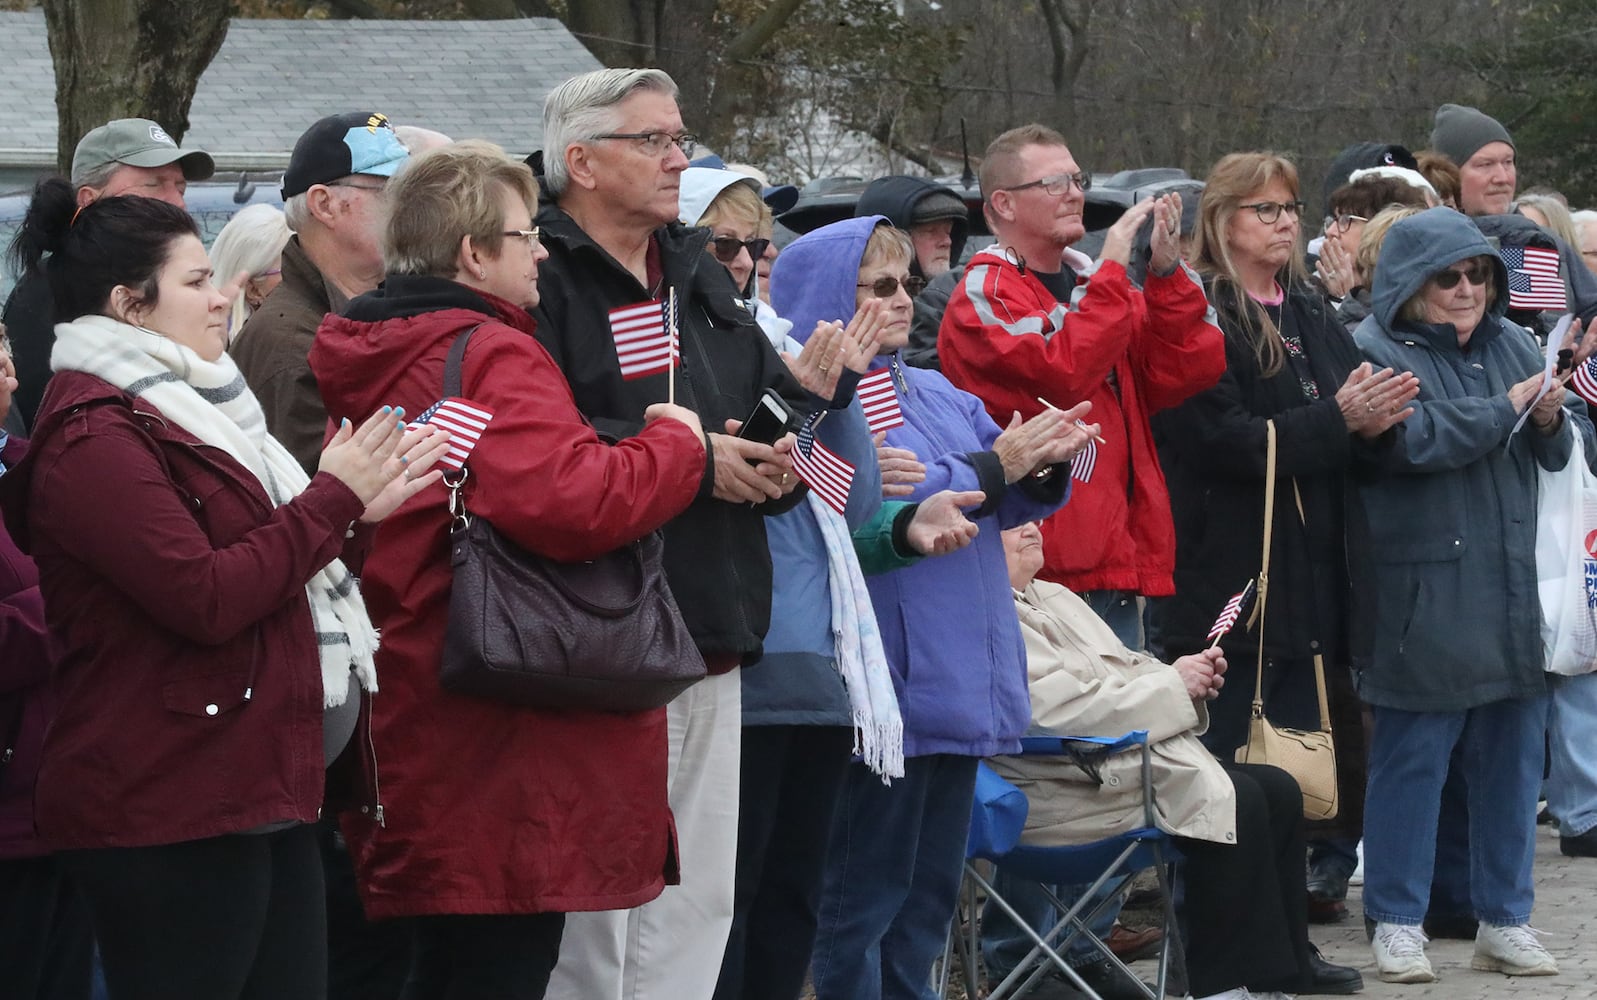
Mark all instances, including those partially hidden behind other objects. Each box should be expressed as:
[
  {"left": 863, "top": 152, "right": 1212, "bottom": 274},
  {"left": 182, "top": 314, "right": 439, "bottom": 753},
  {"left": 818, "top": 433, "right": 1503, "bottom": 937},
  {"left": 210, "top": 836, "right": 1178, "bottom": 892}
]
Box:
[{"left": 736, "top": 388, "right": 797, "bottom": 445}]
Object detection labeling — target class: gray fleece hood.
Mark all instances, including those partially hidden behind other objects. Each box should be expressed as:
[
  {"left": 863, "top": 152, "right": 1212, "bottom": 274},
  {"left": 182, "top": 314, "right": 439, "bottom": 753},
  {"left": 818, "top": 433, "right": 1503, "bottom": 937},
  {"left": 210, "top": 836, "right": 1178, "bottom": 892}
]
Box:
[{"left": 1371, "top": 207, "right": 1509, "bottom": 337}]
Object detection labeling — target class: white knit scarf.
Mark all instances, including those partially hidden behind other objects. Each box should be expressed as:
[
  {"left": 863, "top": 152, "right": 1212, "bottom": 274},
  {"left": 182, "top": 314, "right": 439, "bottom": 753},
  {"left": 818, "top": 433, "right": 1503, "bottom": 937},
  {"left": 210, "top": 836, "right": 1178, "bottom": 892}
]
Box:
[{"left": 52, "top": 314, "right": 378, "bottom": 707}]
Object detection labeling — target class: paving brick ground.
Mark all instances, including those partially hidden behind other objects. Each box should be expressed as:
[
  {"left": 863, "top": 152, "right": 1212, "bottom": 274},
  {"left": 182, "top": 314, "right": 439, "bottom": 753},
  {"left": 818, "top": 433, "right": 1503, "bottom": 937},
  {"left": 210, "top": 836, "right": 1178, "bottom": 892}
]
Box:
[{"left": 1309, "top": 824, "right": 1597, "bottom": 1000}]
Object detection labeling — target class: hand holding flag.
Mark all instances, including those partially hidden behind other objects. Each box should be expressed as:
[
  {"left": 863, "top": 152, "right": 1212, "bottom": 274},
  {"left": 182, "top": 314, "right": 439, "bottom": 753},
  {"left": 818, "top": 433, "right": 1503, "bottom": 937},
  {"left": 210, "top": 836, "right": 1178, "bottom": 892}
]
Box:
[{"left": 791, "top": 411, "right": 855, "bottom": 514}]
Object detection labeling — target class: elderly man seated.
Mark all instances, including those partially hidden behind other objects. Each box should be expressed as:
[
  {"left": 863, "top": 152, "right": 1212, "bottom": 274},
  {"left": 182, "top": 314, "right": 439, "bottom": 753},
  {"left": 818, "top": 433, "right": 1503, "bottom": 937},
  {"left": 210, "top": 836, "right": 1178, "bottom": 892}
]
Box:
[{"left": 989, "top": 524, "right": 1363, "bottom": 1000}]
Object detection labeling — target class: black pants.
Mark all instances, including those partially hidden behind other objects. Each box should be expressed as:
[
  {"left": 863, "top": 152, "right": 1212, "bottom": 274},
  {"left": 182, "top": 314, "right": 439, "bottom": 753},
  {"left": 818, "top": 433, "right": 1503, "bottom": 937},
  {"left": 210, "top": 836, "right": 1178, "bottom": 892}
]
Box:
[
  {"left": 0, "top": 855, "right": 94, "bottom": 1000},
  {"left": 1179, "top": 763, "right": 1313, "bottom": 998},
  {"left": 319, "top": 817, "right": 412, "bottom": 1000},
  {"left": 714, "top": 724, "right": 854, "bottom": 1000},
  {"left": 400, "top": 913, "right": 565, "bottom": 1000},
  {"left": 61, "top": 823, "right": 326, "bottom": 1000}
]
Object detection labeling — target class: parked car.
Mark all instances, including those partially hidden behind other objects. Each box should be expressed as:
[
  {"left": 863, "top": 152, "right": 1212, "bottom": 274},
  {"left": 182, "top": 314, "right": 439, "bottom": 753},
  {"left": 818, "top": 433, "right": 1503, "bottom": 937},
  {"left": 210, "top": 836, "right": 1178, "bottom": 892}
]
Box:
[{"left": 0, "top": 173, "right": 285, "bottom": 303}]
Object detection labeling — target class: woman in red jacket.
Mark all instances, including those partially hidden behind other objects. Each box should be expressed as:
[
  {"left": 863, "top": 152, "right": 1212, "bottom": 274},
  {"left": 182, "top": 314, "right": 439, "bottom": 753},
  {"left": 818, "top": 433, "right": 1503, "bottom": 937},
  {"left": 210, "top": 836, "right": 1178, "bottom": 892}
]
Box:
[
  {"left": 0, "top": 182, "right": 443, "bottom": 1000},
  {"left": 309, "top": 141, "right": 709, "bottom": 999}
]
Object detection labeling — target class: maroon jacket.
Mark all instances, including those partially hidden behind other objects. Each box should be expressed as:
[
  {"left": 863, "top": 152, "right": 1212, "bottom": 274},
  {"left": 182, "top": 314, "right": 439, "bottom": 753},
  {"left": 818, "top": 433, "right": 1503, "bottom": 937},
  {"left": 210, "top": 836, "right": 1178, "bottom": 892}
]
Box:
[
  {"left": 311, "top": 277, "right": 705, "bottom": 917},
  {"left": 0, "top": 435, "right": 53, "bottom": 859},
  {"left": 0, "top": 372, "right": 365, "bottom": 850}
]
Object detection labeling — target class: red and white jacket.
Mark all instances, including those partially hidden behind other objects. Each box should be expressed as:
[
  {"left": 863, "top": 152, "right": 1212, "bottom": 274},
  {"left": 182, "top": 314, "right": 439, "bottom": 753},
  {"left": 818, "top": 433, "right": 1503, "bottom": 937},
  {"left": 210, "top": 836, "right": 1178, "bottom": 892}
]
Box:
[{"left": 939, "top": 245, "right": 1224, "bottom": 596}]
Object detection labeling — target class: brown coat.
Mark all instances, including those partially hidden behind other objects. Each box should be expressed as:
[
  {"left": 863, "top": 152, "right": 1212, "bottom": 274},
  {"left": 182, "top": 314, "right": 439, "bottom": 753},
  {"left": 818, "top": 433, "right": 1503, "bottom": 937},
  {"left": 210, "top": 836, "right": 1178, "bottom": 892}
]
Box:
[
  {"left": 230, "top": 236, "right": 347, "bottom": 475},
  {"left": 987, "top": 580, "right": 1238, "bottom": 846}
]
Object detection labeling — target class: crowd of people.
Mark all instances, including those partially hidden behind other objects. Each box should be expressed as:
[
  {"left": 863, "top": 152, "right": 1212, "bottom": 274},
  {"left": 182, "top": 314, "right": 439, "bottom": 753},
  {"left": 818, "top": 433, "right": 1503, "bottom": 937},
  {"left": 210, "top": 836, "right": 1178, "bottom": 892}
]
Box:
[{"left": 2, "top": 66, "right": 1596, "bottom": 1000}]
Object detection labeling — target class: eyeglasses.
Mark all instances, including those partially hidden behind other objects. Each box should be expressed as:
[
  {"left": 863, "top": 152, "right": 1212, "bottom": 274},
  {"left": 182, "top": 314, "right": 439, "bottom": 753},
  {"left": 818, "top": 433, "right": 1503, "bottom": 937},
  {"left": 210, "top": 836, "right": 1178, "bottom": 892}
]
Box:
[
  {"left": 1240, "top": 200, "right": 1304, "bottom": 224},
  {"left": 253, "top": 268, "right": 282, "bottom": 279},
  {"left": 327, "top": 179, "right": 387, "bottom": 196},
  {"left": 590, "top": 131, "right": 699, "bottom": 159},
  {"left": 1327, "top": 213, "right": 1368, "bottom": 234},
  {"left": 502, "top": 228, "right": 541, "bottom": 248},
  {"left": 857, "top": 275, "right": 927, "bottom": 298},
  {"left": 709, "top": 235, "right": 771, "bottom": 264},
  {"left": 1429, "top": 258, "right": 1493, "bottom": 290},
  {"left": 1000, "top": 172, "right": 1092, "bottom": 197}
]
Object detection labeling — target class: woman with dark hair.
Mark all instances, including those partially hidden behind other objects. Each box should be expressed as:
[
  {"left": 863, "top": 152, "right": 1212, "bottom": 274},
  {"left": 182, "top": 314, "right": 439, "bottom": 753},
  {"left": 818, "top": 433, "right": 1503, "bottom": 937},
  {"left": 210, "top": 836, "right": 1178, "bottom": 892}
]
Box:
[
  {"left": 1355, "top": 208, "right": 1593, "bottom": 984},
  {"left": 0, "top": 179, "right": 441, "bottom": 1000},
  {"left": 309, "top": 140, "right": 711, "bottom": 1000},
  {"left": 1151, "top": 153, "right": 1420, "bottom": 925}
]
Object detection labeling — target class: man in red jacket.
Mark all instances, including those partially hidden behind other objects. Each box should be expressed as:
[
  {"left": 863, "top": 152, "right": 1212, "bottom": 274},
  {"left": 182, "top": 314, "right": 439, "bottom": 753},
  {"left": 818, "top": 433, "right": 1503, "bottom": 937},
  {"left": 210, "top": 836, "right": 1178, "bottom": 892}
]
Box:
[
  {"left": 940, "top": 124, "right": 1224, "bottom": 644},
  {"left": 938, "top": 124, "right": 1224, "bottom": 996}
]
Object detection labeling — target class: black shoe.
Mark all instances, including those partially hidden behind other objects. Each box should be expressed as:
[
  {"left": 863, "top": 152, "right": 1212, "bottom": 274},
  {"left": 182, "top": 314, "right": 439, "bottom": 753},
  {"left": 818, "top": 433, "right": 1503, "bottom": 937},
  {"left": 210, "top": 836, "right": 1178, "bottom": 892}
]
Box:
[
  {"left": 1066, "top": 957, "right": 1155, "bottom": 1000},
  {"left": 1561, "top": 827, "right": 1597, "bottom": 857},
  {"left": 1422, "top": 910, "right": 1478, "bottom": 940},
  {"left": 1300, "top": 945, "right": 1364, "bottom": 995},
  {"left": 1539, "top": 802, "right": 1559, "bottom": 826},
  {"left": 1307, "top": 869, "right": 1350, "bottom": 903}
]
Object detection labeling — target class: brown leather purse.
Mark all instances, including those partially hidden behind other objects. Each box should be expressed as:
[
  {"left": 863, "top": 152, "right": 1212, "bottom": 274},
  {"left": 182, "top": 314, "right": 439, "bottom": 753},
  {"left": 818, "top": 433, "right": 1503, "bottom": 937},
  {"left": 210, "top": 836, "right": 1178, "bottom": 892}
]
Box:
[{"left": 436, "top": 326, "right": 705, "bottom": 711}]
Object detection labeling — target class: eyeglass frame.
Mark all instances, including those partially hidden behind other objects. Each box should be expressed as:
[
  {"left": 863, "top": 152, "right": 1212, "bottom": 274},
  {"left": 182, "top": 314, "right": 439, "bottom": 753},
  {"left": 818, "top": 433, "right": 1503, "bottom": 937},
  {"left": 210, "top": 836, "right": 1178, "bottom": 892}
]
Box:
[
  {"left": 589, "top": 131, "right": 699, "bottom": 159},
  {"left": 708, "top": 235, "right": 771, "bottom": 264},
  {"left": 1429, "top": 258, "right": 1493, "bottom": 290},
  {"left": 1326, "top": 212, "right": 1368, "bottom": 234},
  {"left": 995, "top": 171, "right": 1093, "bottom": 198},
  {"left": 857, "top": 274, "right": 927, "bottom": 299},
  {"left": 502, "top": 228, "right": 542, "bottom": 248},
  {"left": 1239, "top": 200, "right": 1305, "bottom": 224},
  {"left": 326, "top": 179, "right": 388, "bottom": 195}
]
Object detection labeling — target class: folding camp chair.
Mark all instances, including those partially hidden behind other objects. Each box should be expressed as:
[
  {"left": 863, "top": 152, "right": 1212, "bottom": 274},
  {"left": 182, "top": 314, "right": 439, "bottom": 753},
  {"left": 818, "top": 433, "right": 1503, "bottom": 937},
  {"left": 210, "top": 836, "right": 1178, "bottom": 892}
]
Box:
[{"left": 942, "top": 731, "right": 1182, "bottom": 1000}]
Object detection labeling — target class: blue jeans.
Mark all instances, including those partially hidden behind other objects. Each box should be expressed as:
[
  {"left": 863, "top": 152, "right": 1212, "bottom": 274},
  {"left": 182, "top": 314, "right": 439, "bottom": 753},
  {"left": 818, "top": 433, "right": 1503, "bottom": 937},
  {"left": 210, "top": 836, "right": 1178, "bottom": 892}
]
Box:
[
  {"left": 1363, "top": 696, "right": 1547, "bottom": 927},
  {"left": 811, "top": 754, "right": 979, "bottom": 1000},
  {"left": 979, "top": 590, "right": 1141, "bottom": 976},
  {"left": 1548, "top": 672, "right": 1597, "bottom": 838}
]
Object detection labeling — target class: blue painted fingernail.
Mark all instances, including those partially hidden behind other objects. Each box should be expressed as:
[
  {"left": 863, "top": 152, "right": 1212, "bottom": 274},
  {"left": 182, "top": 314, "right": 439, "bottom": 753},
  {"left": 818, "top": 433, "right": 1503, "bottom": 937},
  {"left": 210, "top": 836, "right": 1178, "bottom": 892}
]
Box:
[
  {"left": 342, "top": 417, "right": 351, "bottom": 427},
  {"left": 400, "top": 455, "right": 409, "bottom": 464},
  {"left": 393, "top": 406, "right": 405, "bottom": 417},
  {"left": 381, "top": 405, "right": 392, "bottom": 415}
]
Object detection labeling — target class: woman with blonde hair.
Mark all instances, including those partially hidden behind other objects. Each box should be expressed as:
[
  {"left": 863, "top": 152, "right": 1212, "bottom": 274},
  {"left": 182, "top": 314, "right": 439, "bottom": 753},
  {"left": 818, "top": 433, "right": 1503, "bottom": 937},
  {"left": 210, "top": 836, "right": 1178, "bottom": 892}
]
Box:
[
  {"left": 1152, "top": 152, "right": 1420, "bottom": 924},
  {"left": 310, "top": 139, "right": 710, "bottom": 999},
  {"left": 208, "top": 203, "right": 291, "bottom": 342}
]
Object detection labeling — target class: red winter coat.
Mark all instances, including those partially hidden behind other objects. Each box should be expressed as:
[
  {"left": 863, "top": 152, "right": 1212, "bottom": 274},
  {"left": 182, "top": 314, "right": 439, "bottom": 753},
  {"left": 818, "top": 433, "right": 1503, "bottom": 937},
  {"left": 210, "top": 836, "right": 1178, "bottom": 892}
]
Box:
[
  {"left": 0, "top": 372, "right": 364, "bottom": 850},
  {"left": 310, "top": 276, "right": 706, "bottom": 917},
  {"left": 0, "top": 435, "right": 55, "bottom": 859},
  {"left": 939, "top": 246, "right": 1225, "bottom": 596}
]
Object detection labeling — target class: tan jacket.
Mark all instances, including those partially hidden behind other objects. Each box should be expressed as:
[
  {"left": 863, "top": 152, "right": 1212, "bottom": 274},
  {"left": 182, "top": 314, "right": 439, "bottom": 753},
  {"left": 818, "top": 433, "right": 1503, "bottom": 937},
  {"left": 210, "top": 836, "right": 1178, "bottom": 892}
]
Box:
[
  {"left": 230, "top": 237, "right": 348, "bottom": 476},
  {"left": 987, "top": 579, "right": 1237, "bottom": 846}
]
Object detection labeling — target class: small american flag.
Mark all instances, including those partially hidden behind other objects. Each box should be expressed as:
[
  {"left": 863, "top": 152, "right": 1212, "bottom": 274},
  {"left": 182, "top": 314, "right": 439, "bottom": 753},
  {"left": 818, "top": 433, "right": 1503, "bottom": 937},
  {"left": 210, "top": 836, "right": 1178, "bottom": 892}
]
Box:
[
  {"left": 1572, "top": 356, "right": 1597, "bottom": 408},
  {"left": 411, "top": 397, "right": 494, "bottom": 470},
  {"left": 610, "top": 299, "right": 677, "bottom": 380},
  {"left": 857, "top": 369, "right": 905, "bottom": 433},
  {"left": 792, "top": 412, "right": 855, "bottom": 514},
  {"left": 1069, "top": 421, "right": 1096, "bottom": 483},
  {"left": 1500, "top": 246, "right": 1566, "bottom": 312},
  {"left": 1206, "top": 580, "right": 1257, "bottom": 644}
]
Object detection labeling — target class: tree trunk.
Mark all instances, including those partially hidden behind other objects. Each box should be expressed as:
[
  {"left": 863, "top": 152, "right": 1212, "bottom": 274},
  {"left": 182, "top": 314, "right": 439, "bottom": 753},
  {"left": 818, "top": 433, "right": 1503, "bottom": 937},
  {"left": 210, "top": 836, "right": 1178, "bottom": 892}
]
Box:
[
  {"left": 563, "top": 0, "right": 657, "bottom": 67},
  {"left": 42, "top": 0, "right": 231, "bottom": 175}
]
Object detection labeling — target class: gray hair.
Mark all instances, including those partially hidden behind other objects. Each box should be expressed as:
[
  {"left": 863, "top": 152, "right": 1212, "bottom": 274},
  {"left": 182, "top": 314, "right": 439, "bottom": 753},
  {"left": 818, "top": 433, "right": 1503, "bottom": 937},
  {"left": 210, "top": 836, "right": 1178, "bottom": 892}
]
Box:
[
  {"left": 1571, "top": 209, "right": 1597, "bottom": 231},
  {"left": 209, "top": 203, "right": 292, "bottom": 340},
  {"left": 73, "top": 160, "right": 127, "bottom": 192},
  {"left": 541, "top": 68, "right": 678, "bottom": 198},
  {"left": 283, "top": 192, "right": 311, "bottom": 231}
]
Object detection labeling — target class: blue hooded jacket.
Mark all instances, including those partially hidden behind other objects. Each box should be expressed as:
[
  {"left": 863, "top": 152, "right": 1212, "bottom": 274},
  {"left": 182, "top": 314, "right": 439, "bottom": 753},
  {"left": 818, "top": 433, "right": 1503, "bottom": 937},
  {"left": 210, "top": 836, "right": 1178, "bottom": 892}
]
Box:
[
  {"left": 774, "top": 216, "right": 1072, "bottom": 756},
  {"left": 1352, "top": 207, "right": 1594, "bottom": 710}
]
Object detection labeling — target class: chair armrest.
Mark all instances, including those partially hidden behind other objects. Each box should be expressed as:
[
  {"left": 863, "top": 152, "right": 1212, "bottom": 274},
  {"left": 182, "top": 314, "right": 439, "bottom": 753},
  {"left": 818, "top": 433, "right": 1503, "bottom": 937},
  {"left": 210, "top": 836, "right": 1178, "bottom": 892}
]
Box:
[{"left": 1019, "top": 730, "right": 1149, "bottom": 756}]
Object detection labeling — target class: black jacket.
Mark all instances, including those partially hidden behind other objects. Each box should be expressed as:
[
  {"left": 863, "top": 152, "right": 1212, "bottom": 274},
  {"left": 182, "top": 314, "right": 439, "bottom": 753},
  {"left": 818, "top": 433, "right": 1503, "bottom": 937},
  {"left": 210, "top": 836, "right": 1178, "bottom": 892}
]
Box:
[
  {"left": 1151, "top": 285, "right": 1367, "bottom": 739},
  {"left": 531, "top": 204, "right": 808, "bottom": 664},
  {"left": 1, "top": 270, "right": 53, "bottom": 432}
]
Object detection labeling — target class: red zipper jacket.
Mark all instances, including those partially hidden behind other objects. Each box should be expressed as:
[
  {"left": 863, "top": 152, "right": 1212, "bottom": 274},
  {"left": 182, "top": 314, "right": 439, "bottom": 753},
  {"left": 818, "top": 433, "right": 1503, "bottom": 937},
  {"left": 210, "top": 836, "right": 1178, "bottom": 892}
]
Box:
[{"left": 939, "top": 246, "right": 1224, "bottom": 595}]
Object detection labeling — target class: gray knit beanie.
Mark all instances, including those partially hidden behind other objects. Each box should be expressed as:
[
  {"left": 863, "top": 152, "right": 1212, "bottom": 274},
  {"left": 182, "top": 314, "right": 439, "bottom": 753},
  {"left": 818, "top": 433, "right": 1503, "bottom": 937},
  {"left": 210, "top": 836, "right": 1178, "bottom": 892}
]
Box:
[{"left": 1430, "top": 104, "right": 1514, "bottom": 167}]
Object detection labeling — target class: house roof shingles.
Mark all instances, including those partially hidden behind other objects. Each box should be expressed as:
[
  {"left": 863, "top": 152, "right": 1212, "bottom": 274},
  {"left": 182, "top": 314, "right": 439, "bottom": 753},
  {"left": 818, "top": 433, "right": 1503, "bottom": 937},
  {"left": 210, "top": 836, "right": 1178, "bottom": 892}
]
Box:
[{"left": 0, "top": 11, "right": 603, "bottom": 169}]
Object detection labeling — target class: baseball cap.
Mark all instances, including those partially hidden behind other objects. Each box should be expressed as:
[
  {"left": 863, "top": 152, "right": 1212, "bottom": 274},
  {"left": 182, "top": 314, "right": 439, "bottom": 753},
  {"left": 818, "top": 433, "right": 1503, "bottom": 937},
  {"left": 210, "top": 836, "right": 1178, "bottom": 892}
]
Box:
[
  {"left": 71, "top": 118, "right": 215, "bottom": 186},
  {"left": 281, "top": 112, "right": 409, "bottom": 199}
]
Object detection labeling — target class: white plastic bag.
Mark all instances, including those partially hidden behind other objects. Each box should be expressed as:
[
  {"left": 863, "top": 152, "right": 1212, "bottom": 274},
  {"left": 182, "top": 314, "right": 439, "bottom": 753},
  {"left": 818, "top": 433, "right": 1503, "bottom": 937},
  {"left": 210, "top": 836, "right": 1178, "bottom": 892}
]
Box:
[{"left": 1537, "top": 421, "right": 1597, "bottom": 675}]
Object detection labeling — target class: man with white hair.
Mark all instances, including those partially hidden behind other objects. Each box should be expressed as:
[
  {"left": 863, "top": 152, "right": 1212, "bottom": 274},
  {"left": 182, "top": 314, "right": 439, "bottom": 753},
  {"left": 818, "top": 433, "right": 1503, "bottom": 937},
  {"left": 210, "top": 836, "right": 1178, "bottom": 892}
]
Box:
[
  {"left": 231, "top": 110, "right": 408, "bottom": 474},
  {"left": 531, "top": 68, "right": 806, "bottom": 1000},
  {"left": 2, "top": 118, "right": 213, "bottom": 429}
]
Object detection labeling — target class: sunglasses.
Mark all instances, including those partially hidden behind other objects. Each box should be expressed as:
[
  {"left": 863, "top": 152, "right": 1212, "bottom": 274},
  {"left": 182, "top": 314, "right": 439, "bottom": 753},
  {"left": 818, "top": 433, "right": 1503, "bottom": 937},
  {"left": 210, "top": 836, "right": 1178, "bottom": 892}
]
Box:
[
  {"left": 1430, "top": 258, "right": 1493, "bottom": 290},
  {"left": 708, "top": 235, "right": 771, "bottom": 263},
  {"left": 857, "top": 274, "right": 927, "bottom": 298}
]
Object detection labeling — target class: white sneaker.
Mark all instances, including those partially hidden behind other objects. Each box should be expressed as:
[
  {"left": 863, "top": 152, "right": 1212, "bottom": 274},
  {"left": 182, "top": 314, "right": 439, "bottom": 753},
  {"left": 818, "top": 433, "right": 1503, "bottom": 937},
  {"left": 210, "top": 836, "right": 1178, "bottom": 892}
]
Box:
[
  {"left": 1192, "top": 989, "right": 1254, "bottom": 1000},
  {"left": 1371, "top": 922, "right": 1436, "bottom": 983},
  {"left": 1472, "top": 922, "right": 1559, "bottom": 976},
  {"left": 1349, "top": 840, "right": 1364, "bottom": 886}
]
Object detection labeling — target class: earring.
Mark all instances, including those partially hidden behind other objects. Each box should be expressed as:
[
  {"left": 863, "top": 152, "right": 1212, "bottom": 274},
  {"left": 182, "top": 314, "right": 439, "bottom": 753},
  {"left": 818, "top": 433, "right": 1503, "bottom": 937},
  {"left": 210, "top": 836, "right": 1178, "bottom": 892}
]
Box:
[{"left": 478, "top": 268, "right": 487, "bottom": 280}]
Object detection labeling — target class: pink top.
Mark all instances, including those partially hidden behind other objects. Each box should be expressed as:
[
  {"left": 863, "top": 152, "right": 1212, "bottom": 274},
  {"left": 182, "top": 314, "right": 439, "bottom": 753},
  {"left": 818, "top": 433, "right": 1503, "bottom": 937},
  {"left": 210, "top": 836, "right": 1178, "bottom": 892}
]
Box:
[{"left": 1248, "top": 282, "right": 1285, "bottom": 306}]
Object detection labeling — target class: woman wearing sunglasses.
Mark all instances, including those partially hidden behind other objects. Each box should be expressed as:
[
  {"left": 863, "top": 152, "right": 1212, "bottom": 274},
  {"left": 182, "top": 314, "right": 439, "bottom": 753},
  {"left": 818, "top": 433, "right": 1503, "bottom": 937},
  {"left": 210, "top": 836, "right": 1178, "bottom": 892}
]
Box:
[
  {"left": 1352, "top": 207, "right": 1593, "bottom": 984},
  {"left": 1151, "top": 153, "right": 1419, "bottom": 973}
]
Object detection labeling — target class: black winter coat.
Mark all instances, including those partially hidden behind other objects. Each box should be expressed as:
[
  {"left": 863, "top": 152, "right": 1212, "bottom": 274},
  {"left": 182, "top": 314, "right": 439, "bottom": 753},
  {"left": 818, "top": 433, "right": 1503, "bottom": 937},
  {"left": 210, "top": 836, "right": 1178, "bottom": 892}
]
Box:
[
  {"left": 531, "top": 205, "right": 808, "bottom": 665},
  {"left": 1151, "top": 284, "right": 1366, "bottom": 745}
]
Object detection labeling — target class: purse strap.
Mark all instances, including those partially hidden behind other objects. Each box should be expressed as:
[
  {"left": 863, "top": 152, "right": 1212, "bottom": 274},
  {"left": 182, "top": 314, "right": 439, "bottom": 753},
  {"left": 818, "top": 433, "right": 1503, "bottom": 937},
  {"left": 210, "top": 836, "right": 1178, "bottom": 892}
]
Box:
[
  {"left": 441, "top": 324, "right": 486, "bottom": 527},
  {"left": 1251, "top": 420, "right": 1332, "bottom": 731}
]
